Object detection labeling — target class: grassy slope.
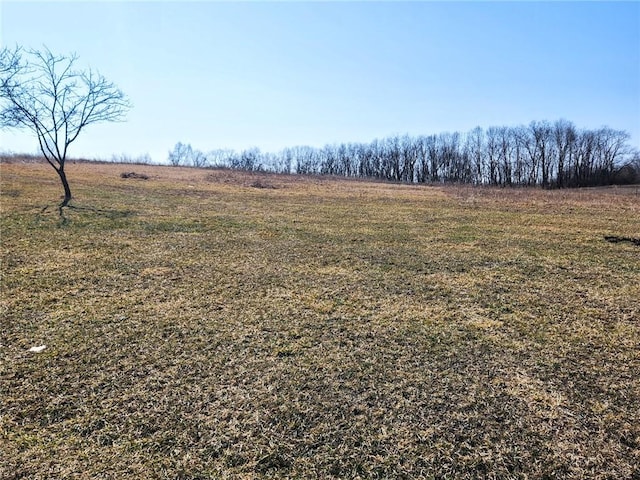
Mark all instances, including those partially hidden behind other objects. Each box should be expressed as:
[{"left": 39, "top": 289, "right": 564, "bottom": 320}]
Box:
[{"left": 1, "top": 161, "right": 639, "bottom": 479}]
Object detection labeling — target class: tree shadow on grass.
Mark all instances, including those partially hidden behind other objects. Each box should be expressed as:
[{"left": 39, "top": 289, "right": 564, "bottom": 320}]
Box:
[{"left": 39, "top": 203, "right": 136, "bottom": 225}]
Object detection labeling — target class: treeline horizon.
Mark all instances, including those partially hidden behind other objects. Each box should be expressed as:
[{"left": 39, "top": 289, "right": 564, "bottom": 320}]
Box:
[
  {"left": 166, "top": 119, "right": 637, "bottom": 188},
  {"left": 3, "top": 119, "right": 638, "bottom": 188}
]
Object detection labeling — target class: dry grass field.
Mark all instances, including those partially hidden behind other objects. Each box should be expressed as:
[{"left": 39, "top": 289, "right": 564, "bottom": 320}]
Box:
[{"left": 1, "top": 160, "right": 639, "bottom": 479}]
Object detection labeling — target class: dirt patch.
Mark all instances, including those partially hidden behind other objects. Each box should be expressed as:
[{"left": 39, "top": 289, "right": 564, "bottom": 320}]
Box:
[
  {"left": 250, "top": 179, "right": 278, "bottom": 189},
  {"left": 120, "top": 171, "right": 149, "bottom": 180}
]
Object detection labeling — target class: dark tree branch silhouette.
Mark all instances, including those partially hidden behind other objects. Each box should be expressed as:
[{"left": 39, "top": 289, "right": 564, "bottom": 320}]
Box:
[{"left": 0, "top": 46, "right": 131, "bottom": 210}]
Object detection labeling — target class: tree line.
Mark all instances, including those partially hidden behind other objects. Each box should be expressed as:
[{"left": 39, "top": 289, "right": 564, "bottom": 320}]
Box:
[
  {"left": 170, "top": 120, "right": 639, "bottom": 187},
  {"left": 2, "top": 43, "right": 637, "bottom": 212}
]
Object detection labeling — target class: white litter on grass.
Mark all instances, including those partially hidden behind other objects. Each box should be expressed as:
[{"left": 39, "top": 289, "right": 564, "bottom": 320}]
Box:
[{"left": 28, "top": 345, "right": 47, "bottom": 353}]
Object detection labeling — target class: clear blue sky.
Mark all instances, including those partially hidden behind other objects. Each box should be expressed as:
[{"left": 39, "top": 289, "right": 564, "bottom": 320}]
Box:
[{"left": 1, "top": 1, "right": 639, "bottom": 163}]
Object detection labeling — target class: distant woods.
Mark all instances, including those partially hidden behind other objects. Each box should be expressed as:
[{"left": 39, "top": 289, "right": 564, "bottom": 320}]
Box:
[{"left": 170, "top": 120, "right": 638, "bottom": 188}]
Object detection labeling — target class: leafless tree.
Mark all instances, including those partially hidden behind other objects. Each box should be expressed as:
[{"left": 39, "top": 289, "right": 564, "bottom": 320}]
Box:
[
  {"left": 572, "top": 129, "right": 596, "bottom": 186},
  {"left": 191, "top": 149, "right": 207, "bottom": 168},
  {"left": 276, "top": 148, "right": 293, "bottom": 174},
  {"left": 0, "top": 46, "right": 131, "bottom": 209},
  {"left": 168, "top": 142, "right": 193, "bottom": 166},
  {"left": 617, "top": 149, "right": 640, "bottom": 184},
  {"left": 553, "top": 119, "right": 577, "bottom": 187},
  {"left": 425, "top": 135, "right": 440, "bottom": 182},
  {"left": 414, "top": 136, "right": 430, "bottom": 183},
  {"left": 497, "top": 127, "right": 516, "bottom": 186},
  {"left": 530, "top": 121, "right": 554, "bottom": 187},
  {"left": 486, "top": 127, "right": 500, "bottom": 185},
  {"left": 206, "top": 148, "right": 235, "bottom": 168},
  {"left": 384, "top": 136, "right": 402, "bottom": 181},
  {"left": 237, "top": 147, "right": 262, "bottom": 171},
  {"left": 466, "top": 127, "right": 485, "bottom": 185},
  {"left": 291, "top": 145, "right": 319, "bottom": 175},
  {"left": 595, "top": 127, "right": 630, "bottom": 183},
  {"left": 400, "top": 134, "right": 418, "bottom": 182}
]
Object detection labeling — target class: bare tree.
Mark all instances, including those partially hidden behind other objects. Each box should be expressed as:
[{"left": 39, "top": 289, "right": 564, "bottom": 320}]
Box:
[
  {"left": 168, "top": 142, "right": 193, "bottom": 166},
  {"left": 400, "top": 134, "right": 418, "bottom": 182},
  {"left": 207, "top": 148, "right": 236, "bottom": 168},
  {"left": 595, "top": 127, "right": 630, "bottom": 184},
  {"left": 497, "top": 127, "right": 515, "bottom": 186},
  {"left": 0, "top": 46, "right": 131, "bottom": 209},
  {"left": 617, "top": 149, "right": 640, "bottom": 184},
  {"left": 277, "top": 147, "right": 293, "bottom": 174},
  {"left": 237, "top": 147, "right": 262, "bottom": 171},
  {"left": 425, "top": 135, "right": 440, "bottom": 182},
  {"left": 292, "top": 145, "right": 319, "bottom": 175},
  {"left": 414, "top": 136, "right": 430, "bottom": 183},
  {"left": 530, "top": 121, "right": 554, "bottom": 187},
  {"left": 486, "top": 127, "right": 500, "bottom": 185},
  {"left": 466, "top": 127, "right": 485, "bottom": 185},
  {"left": 553, "top": 119, "right": 577, "bottom": 188},
  {"left": 191, "top": 149, "right": 207, "bottom": 168}
]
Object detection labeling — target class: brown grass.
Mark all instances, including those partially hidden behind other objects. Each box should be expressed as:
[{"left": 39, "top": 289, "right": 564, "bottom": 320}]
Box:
[{"left": 1, "top": 161, "right": 639, "bottom": 479}]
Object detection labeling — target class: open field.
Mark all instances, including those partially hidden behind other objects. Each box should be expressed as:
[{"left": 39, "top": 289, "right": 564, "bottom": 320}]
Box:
[{"left": 1, "top": 161, "right": 639, "bottom": 479}]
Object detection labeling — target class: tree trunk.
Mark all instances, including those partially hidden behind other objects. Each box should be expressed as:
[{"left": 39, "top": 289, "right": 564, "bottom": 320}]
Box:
[{"left": 57, "top": 167, "right": 72, "bottom": 207}]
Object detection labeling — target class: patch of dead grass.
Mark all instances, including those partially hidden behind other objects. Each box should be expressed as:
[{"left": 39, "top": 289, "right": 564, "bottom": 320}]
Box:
[{"left": 1, "top": 162, "right": 639, "bottom": 479}]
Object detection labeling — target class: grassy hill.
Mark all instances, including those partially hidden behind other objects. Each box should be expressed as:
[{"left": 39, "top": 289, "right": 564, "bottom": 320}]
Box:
[{"left": 1, "top": 160, "right": 639, "bottom": 479}]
